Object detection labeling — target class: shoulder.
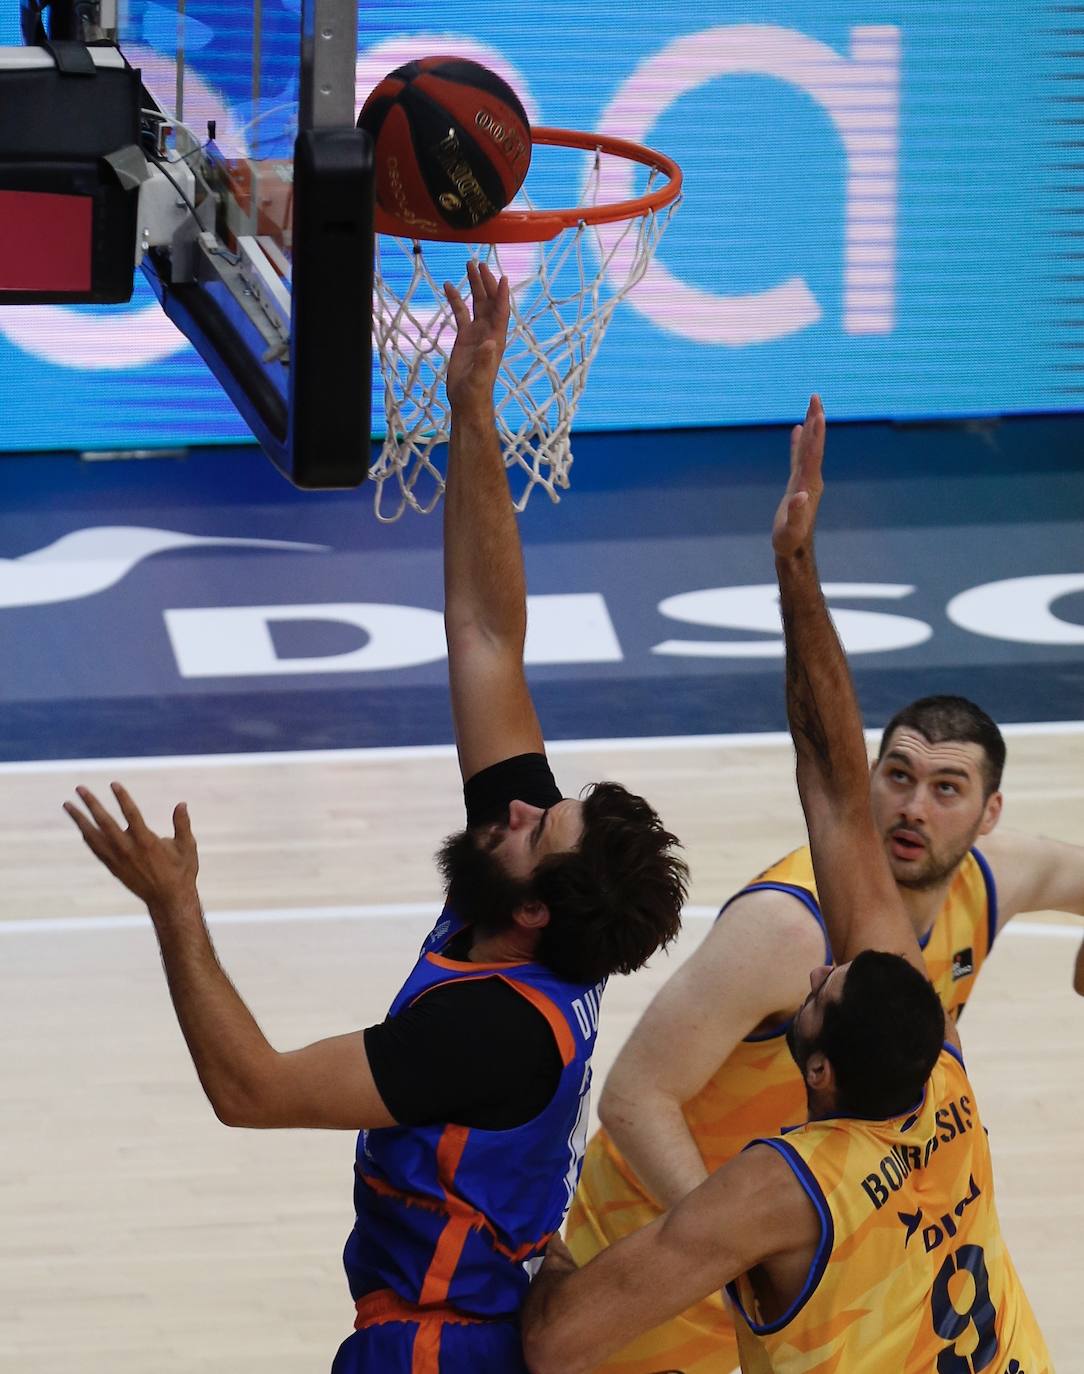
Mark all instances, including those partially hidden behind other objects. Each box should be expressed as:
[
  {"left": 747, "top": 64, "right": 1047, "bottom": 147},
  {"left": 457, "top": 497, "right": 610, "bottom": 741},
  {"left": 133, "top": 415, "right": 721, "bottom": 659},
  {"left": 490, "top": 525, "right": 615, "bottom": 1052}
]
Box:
[
  {"left": 671, "top": 1140, "right": 822, "bottom": 1263},
  {"left": 976, "top": 828, "right": 1084, "bottom": 925},
  {"left": 714, "top": 884, "right": 830, "bottom": 965},
  {"left": 643, "top": 889, "right": 828, "bottom": 1041},
  {"left": 389, "top": 975, "right": 558, "bottom": 1049}
]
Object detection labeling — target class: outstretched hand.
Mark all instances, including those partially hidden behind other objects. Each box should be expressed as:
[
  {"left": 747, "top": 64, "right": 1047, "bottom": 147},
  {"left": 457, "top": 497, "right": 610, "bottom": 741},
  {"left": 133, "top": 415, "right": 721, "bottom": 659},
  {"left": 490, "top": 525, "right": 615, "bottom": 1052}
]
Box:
[
  {"left": 64, "top": 782, "right": 199, "bottom": 914},
  {"left": 444, "top": 259, "right": 511, "bottom": 413},
  {"left": 772, "top": 394, "right": 826, "bottom": 559}
]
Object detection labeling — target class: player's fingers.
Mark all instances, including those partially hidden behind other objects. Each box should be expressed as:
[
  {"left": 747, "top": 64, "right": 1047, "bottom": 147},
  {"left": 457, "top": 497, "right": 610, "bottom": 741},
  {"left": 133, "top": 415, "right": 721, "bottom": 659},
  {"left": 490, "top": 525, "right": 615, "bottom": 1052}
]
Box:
[
  {"left": 63, "top": 800, "right": 115, "bottom": 861},
  {"left": 75, "top": 786, "right": 125, "bottom": 842},
  {"left": 478, "top": 259, "right": 500, "bottom": 300},
  {"left": 495, "top": 273, "right": 510, "bottom": 321},
  {"left": 790, "top": 423, "right": 802, "bottom": 469},
  {"left": 444, "top": 280, "right": 469, "bottom": 329},
  {"left": 465, "top": 258, "right": 483, "bottom": 314},
  {"left": 173, "top": 801, "right": 194, "bottom": 847},
  {"left": 111, "top": 782, "right": 152, "bottom": 840}
]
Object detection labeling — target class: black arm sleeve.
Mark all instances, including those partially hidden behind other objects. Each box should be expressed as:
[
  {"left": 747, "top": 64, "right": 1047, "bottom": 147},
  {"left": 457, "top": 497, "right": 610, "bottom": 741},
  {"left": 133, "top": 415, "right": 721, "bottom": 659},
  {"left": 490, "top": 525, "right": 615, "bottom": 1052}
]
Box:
[
  {"left": 364, "top": 978, "right": 564, "bottom": 1130},
  {"left": 463, "top": 752, "right": 563, "bottom": 828}
]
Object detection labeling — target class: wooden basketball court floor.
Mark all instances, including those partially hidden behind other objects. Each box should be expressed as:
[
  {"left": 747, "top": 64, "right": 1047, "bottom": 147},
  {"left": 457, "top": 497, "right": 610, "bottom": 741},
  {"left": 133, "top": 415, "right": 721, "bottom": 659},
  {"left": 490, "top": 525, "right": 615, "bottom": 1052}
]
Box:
[{"left": 2, "top": 726, "right": 1082, "bottom": 1373}]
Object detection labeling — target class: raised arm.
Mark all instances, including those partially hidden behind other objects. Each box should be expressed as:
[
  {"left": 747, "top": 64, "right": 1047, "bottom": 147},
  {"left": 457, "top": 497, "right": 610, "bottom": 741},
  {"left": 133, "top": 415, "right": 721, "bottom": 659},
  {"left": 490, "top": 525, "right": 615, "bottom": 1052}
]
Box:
[
  {"left": 773, "top": 397, "right": 923, "bottom": 974},
  {"left": 64, "top": 784, "right": 396, "bottom": 1130},
  {"left": 442, "top": 260, "right": 545, "bottom": 782}
]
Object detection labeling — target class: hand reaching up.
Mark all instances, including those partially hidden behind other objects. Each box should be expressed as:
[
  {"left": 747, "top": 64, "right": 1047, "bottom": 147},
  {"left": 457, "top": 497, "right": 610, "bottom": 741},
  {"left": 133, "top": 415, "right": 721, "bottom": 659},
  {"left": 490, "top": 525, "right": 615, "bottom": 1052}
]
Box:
[
  {"left": 444, "top": 259, "right": 511, "bottom": 415},
  {"left": 772, "top": 395, "right": 826, "bottom": 559}
]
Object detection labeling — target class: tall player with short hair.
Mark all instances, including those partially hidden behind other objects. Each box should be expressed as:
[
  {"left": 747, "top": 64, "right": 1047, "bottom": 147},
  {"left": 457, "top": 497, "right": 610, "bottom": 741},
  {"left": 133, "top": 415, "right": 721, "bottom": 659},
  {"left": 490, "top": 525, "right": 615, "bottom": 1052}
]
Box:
[
  {"left": 567, "top": 714, "right": 1084, "bottom": 1371},
  {"left": 64, "top": 261, "right": 687, "bottom": 1374},
  {"left": 522, "top": 395, "right": 1052, "bottom": 1374}
]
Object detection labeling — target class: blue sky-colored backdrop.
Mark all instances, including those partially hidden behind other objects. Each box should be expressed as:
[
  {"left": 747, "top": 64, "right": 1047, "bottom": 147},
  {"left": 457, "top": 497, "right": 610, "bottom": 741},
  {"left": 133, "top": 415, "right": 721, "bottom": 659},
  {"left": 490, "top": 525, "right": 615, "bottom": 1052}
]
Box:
[{"left": 0, "top": 2, "right": 1071, "bottom": 450}]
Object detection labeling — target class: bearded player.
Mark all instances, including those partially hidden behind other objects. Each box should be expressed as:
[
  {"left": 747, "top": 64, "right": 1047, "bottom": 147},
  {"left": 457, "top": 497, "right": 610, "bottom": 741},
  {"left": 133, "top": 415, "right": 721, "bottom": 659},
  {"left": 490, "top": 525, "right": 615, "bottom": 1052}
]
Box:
[
  {"left": 522, "top": 394, "right": 1051, "bottom": 1374},
  {"left": 64, "top": 262, "right": 687, "bottom": 1374}
]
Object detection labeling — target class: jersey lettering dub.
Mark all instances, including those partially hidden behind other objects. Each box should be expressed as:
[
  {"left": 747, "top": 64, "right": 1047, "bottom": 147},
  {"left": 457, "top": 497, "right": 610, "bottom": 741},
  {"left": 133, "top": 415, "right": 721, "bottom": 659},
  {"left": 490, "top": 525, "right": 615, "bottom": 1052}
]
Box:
[
  {"left": 564, "top": 845, "right": 997, "bottom": 1374},
  {"left": 728, "top": 1047, "right": 1051, "bottom": 1373},
  {"left": 344, "top": 909, "right": 602, "bottom": 1318}
]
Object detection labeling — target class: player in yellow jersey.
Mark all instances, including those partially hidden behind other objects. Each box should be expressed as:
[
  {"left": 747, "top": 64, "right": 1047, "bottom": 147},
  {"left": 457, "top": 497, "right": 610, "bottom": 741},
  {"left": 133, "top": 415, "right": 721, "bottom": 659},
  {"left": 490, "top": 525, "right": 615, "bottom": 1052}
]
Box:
[
  {"left": 522, "top": 395, "right": 1052, "bottom": 1374},
  {"left": 568, "top": 704, "right": 1084, "bottom": 1372}
]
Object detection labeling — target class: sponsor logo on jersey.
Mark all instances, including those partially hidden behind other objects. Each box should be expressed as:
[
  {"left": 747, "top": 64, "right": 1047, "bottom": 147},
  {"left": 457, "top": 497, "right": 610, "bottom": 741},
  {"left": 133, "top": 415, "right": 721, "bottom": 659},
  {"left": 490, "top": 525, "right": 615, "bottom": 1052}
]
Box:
[{"left": 952, "top": 947, "right": 975, "bottom": 980}]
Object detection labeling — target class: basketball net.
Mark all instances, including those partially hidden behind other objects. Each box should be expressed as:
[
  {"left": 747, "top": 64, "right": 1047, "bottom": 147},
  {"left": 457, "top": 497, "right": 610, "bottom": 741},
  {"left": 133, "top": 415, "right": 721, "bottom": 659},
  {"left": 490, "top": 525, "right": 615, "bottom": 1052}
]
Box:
[{"left": 370, "top": 143, "right": 679, "bottom": 521}]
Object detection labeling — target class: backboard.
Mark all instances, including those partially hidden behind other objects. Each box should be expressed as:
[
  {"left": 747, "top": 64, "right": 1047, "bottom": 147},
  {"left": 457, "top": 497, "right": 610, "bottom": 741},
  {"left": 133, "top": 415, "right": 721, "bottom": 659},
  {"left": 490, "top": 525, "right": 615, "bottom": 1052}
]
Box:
[{"left": 14, "top": 0, "right": 374, "bottom": 489}]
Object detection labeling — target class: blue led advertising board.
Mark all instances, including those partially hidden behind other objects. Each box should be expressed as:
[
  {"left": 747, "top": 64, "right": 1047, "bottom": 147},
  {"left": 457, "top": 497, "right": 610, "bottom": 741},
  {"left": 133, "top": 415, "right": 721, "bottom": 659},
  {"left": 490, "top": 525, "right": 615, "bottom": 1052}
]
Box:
[{"left": 0, "top": 2, "right": 1077, "bottom": 451}]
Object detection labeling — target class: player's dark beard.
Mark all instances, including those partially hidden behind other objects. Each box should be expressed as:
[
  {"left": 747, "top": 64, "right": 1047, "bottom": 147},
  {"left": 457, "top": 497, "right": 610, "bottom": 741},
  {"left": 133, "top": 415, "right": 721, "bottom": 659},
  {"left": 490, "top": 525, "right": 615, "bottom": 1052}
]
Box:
[
  {"left": 437, "top": 828, "right": 538, "bottom": 934},
  {"left": 891, "top": 831, "right": 976, "bottom": 891},
  {"left": 786, "top": 1014, "right": 825, "bottom": 1115},
  {"left": 785, "top": 1013, "right": 812, "bottom": 1075}
]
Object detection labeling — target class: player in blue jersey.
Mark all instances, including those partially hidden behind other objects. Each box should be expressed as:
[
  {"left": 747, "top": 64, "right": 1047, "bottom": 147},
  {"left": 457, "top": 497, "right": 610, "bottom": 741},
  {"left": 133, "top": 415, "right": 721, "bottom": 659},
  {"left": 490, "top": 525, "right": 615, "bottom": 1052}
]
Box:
[{"left": 64, "top": 260, "right": 688, "bottom": 1374}]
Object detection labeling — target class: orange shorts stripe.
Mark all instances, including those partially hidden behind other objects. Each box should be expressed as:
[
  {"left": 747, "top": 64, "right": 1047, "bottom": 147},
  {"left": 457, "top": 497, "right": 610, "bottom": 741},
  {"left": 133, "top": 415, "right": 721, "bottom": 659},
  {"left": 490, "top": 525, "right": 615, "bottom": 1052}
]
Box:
[{"left": 354, "top": 1288, "right": 493, "bottom": 1374}]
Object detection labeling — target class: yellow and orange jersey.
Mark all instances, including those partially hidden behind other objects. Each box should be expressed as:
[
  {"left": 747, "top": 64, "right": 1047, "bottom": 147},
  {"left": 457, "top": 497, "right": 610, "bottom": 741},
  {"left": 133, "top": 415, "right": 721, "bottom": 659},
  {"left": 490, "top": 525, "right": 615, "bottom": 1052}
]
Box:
[
  {"left": 729, "top": 1047, "right": 1051, "bottom": 1373},
  {"left": 565, "top": 845, "right": 998, "bottom": 1374}
]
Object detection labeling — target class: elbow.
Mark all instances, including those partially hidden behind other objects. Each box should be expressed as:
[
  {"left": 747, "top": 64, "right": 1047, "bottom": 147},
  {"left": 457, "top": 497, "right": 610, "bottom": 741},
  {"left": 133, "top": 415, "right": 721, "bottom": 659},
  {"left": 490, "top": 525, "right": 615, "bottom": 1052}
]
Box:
[
  {"left": 210, "top": 1092, "right": 254, "bottom": 1128},
  {"left": 597, "top": 1079, "right": 634, "bottom": 1136},
  {"left": 599, "top": 1077, "right": 668, "bottom": 1144},
  {"left": 207, "top": 1077, "right": 272, "bottom": 1129},
  {"left": 522, "top": 1328, "right": 587, "bottom": 1374}
]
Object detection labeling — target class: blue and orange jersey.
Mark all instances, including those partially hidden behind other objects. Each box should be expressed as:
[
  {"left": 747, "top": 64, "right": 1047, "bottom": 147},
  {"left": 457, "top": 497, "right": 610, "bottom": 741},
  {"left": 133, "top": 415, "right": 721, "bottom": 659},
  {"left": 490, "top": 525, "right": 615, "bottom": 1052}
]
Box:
[
  {"left": 344, "top": 909, "right": 603, "bottom": 1318},
  {"left": 727, "top": 1047, "right": 1051, "bottom": 1373}
]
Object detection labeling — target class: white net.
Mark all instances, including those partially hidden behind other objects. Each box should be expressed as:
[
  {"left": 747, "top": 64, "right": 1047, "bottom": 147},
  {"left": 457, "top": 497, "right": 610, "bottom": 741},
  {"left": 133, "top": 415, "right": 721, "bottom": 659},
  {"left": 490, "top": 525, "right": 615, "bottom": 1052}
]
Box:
[{"left": 369, "top": 149, "right": 679, "bottom": 521}]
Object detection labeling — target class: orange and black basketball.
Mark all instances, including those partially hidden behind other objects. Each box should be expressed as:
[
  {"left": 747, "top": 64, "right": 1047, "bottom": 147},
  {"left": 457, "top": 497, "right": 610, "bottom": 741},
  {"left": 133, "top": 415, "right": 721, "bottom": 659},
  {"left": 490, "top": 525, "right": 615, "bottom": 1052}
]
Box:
[{"left": 357, "top": 56, "right": 532, "bottom": 234}]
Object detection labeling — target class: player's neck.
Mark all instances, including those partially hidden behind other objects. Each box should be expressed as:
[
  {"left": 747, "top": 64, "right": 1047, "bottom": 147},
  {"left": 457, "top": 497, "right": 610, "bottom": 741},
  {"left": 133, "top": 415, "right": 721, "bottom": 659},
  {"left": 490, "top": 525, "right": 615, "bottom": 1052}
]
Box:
[
  {"left": 896, "top": 875, "right": 956, "bottom": 942},
  {"left": 468, "top": 925, "right": 541, "bottom": 965}
]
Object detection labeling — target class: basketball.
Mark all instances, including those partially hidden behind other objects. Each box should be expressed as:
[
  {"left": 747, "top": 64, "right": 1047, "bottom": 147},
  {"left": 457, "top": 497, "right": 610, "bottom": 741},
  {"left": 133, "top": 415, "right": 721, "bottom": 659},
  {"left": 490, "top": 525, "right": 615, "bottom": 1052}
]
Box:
[{"left": 357, "top": 56, "right": 532, "bottom": 234}]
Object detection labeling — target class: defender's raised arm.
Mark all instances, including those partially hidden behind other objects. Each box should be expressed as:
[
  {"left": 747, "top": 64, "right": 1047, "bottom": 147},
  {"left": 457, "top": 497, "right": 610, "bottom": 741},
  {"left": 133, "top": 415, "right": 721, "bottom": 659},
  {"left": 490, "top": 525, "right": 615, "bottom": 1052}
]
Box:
[{"left": 773, "top": 396, "right": 924, "bottom": 974}]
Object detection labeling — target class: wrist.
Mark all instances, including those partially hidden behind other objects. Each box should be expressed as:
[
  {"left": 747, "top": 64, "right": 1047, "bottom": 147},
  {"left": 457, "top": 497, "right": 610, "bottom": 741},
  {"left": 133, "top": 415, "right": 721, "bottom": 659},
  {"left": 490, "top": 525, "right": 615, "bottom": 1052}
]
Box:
[
  {"left": 450, "top": 393, "right": 495, "bottom": 428},
  {"left": 147, "top": 884, "right": 203, "bottom": 926}
]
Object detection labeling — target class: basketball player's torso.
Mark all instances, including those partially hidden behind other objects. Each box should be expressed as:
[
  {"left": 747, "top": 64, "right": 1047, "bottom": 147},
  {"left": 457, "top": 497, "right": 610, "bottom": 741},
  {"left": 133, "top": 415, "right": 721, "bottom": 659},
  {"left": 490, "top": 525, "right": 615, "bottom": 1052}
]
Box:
[
  {"left": 350, "top": 908, "right": 603, "bottom": 1315},
  {"left": 728, "top": 1048, "right": 1052, "bottom": 1373},
  {"left": 680, "top": 843, "right": 997, "bottom": 1175}
]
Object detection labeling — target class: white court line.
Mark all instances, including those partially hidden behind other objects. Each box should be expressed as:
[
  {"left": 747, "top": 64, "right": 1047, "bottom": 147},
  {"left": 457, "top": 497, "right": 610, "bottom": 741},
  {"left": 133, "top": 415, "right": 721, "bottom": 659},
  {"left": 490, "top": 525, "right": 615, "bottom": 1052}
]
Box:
[
  {"left": 1, "top": 719, "right": 1083, "bottom": 776},
  {"left": 2, "top": 905, "right": 1078, "bottom": 939}
]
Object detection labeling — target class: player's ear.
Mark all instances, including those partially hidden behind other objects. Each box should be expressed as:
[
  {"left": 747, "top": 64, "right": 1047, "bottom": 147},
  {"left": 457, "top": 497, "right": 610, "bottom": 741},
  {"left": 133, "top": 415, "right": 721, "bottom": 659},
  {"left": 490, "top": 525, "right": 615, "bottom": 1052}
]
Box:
[
  {"left": 514, "top": 901, "right": 550, "bottom": 930},
  {"left": 804, "top": 1051, "right": 834, "bottom": 1095},
  {"left": 978, "top": 789, "right": 1002, "bottom": 837}
]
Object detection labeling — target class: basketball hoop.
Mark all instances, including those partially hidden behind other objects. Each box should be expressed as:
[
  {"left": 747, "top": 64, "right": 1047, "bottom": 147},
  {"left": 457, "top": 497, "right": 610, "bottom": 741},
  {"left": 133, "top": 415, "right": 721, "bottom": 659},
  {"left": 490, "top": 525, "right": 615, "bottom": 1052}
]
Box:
[{"left": 370, "top": 127, "right": 682, "bottom": 521}]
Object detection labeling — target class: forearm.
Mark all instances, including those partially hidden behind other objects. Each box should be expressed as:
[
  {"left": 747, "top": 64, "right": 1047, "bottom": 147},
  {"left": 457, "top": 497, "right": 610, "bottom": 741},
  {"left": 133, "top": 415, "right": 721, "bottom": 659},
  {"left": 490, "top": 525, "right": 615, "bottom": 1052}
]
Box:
[
  {"left": 443, "top": 400, "right": 526, "bottom": 644},
  {"left": 148, "top": 889, "right": 276, "bottom": 1124},
  {"left": 776, "top": 548, "right": 869, "bottom": 808},
  {"left": 601, "top": 1088, "right": 708, "bottom": 1209}
]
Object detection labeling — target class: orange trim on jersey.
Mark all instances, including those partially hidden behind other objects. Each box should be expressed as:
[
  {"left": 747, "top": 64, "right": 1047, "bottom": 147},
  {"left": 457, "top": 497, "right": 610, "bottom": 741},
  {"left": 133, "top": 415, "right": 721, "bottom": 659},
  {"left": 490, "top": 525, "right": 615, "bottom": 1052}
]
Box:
[
  {"left": 425, "top": 952, "right": 531, "bottom": 971},
  {"left": 437, "top": 1122, "right": 471, "bottom": 1183},
  {"left": 357, "top": 1169, "right": 556, "bottom": 1264},
  {"left": 354, "top": 1288, "right": 490, "bottom": 1330},
  {"left": 418, "top": 1124, "right": 474, "bottom": 1305},
  {"left": 419, "top": 1213, "right": 473, "bottom": 1306},
  {"left": 406, "top": 966, "right": 577, "bottom": 1067},
  {"left": 498, "top": 976, "right": 577, "bottom": 1067}
]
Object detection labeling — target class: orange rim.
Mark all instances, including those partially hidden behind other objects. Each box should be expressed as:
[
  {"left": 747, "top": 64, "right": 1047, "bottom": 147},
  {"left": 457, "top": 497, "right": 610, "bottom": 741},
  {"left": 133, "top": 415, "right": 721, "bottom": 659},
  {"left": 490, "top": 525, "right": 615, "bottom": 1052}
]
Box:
[{"left": 374, "top": 126, "right": 682, "bottom": 245}]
